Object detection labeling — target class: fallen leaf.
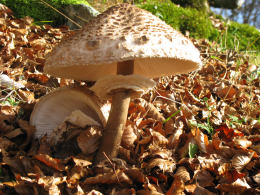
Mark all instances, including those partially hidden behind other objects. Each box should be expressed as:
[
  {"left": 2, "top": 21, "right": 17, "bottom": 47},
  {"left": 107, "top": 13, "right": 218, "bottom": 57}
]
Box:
[{"left": 34, "top": 154, "right": 65, "bottom": 171}]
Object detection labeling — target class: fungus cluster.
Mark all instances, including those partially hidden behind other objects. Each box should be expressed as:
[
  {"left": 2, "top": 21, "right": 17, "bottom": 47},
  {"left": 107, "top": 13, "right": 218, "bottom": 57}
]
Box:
[{"left": 32, "top": 3, "right": 202, "bottom": 163}]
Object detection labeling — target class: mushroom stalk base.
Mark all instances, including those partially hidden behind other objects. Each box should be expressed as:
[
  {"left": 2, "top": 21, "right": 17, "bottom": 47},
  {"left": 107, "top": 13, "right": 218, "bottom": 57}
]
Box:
[{"left": 95, "top": 89, "right": 131, "bottom": 163}]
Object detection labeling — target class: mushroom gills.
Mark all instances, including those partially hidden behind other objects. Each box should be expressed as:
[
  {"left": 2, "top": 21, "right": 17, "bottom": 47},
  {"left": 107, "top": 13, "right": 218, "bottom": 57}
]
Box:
[{"left": 30, "top": 87, "right": 106, "bottom": 139}]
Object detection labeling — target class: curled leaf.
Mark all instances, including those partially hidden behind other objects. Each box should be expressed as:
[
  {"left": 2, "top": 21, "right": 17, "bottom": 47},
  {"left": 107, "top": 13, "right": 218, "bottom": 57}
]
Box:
[
  {"left": 231, "top": 152, "right": 254, "bottom": 171},
  {"left": 84, "top": 170, "right": 132, "bottom": 185}
]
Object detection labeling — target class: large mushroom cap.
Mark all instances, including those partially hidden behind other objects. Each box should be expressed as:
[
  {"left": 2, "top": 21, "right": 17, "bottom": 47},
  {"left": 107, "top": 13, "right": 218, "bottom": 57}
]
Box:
[{"left": 44, "top": 3, "right": 202, "bottom": 81}]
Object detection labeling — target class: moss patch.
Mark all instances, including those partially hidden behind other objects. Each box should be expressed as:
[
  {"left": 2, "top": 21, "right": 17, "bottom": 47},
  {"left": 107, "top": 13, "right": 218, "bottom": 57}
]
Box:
[
  {"left": 138, "top": 2, "right": 218, "bottom": 40},
  {"left": 171, "top": 0, "right": 208, "bottom": 11},
  {"left": 1, "top": 0, "right": 89, "bottom": 26},
  {"left": 138, "top": 2, "right": 259, "bottom": 51}
]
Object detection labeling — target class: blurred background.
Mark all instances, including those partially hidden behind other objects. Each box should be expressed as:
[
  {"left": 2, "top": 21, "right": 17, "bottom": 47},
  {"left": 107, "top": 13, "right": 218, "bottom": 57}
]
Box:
[
  {"left": 88, "top": 0, "right": 260, "bottom": 29},
  {"left": 210, "top": 0, "right": 259, "bottom": 29}
]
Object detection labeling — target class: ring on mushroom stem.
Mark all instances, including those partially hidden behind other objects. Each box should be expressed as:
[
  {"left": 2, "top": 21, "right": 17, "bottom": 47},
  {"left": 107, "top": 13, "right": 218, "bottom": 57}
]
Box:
[{"left": 43, "top": 3, "right": 202, "bottom": 163}]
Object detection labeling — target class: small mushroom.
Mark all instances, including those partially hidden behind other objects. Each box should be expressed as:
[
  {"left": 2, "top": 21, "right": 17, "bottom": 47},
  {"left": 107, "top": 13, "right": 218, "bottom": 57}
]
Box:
[
  {"left": 30, "top": 87, "right": 106, "bottom": 138},
  {"left": 44, "top": 4, "right": 202, "bottom": 163}
]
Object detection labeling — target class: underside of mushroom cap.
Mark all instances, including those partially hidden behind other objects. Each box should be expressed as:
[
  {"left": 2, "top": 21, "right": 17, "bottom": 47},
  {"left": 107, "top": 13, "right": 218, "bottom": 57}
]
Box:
[
  {"left": 44, "top": 3, "right": 202, "bottom": 81},
  {"left": 30, "top": 87, "right": 106, "bottom": 138},
  {"left": 90, "top": 74, "right": 156, "bottom": 99}
]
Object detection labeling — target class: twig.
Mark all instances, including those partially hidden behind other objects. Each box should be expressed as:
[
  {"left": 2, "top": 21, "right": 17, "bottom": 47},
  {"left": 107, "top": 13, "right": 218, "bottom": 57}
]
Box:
[
  {"left": 103, "top": 152, "right": 122, "bottom": 185},
  {"left": 153, "top": 89, "right": 196, "bottom": 117},
  {"left": 39, "top": 0, "right": 82, "bottom": 28}
]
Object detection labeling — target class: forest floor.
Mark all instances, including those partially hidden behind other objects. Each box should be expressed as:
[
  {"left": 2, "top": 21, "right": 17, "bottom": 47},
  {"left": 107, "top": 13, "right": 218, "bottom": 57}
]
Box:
[{"left": 0, "top": 3, "right": 259, "bottom": 195}]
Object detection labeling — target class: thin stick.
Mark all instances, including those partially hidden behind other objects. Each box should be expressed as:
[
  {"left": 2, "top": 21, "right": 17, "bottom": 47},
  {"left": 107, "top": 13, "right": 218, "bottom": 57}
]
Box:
[{"left": 39, "top": 0, "right": 82, "bottom": 28}]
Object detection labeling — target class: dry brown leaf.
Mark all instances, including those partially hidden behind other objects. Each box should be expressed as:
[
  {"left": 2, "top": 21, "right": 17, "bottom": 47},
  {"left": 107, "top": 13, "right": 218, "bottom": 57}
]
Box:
[
  {"left": 165, "top": 178, "right": 185, "bottom": 195},
  {"left": 252, "top": 173, "right": 260, "bottom": 184},
  {"left": 184, "top": 184, "right": 197, "bottom": 193},
  {"left": 121, "top": 122, "right": 137, "bottom": 149},
  {"left": 174, "top": 166, "right": 190, "bottom": 183},
  {"left": 191, "top": 128, "right": 210, "bottom": 153},
  {"left": 197, "top": 155, "right": 221, "bottom": 173},
  {"left": 38, "top": 176, "right": 66, "bottom": 194},
  {"left": 34, "top": 154, "right": 65, "bottom": 171},
  {"left": 136, "top": 189, "right": 164, "bottom": 195},
  {"left": 3, "top": 155, "right": 25, "bottom": 174},
  {"left": 5, "top": 128, "right": 24, "bottom": 139},
  {"left": 18, "top": 119, "right": 35, "bottom": 148},
  {"left": 14, "top": 182, "right": 45, "bottom": 195},
  {"left": 67, "top": 165, "right": 90, "bottom": 185},
  {"left": 223, "top": 169, "right": 246, "bottom": 183},
  {"left": 0, "top": 114, "right": 15, "bottom": 133},
  {"left": 37, "top": 136, "right": 52, "bottom": 155},
  {"left": 233, "top": 137, "right": 252, "bottom": 149},
  {"left": 1, "top": 105, "right": 16, "bottom": 115},
  {"left": 193, "top": 184, "right": 217, "bottom": 195},
  {"left": 231, "top": 152, "right": 254, "bottom": 171},
  {"left": 84, "top": 170, "right": 132, "bottom": 185},
  {"left": 137, "top": 135, "right": 152, "bottom": 145},
  {"left": 193, "top": 169, "right": 215, "bottom": 187},
  {"left": 111, "top": 188, "right": 135, "bottom": 195},
  {"left": 215, "top": 126, "right": 244, "bottom": 142},
  {"left": 177, "top": 133, "right": 193, "bottom": 158},
  {"left": 144, "top": 158, "right": 176, "bottom": 173},
  {"left": 72, "top": 156, "right": 92, "bottom": 167},
  {"left": 86, "top": 190, "right": 103, "bottom": 195},
  {"left": 216, "top": 85, "right": 238, "bottom": 100},
  {"left": 77, "top": 126, "right": 102, "bottom": 155},
  {"left": 138, "top": 98, "right": 165, "bottom": 122},
  {"left": 151, "top": 130, "right": 168, "bottom": 146},
  {"left": 216, "top": 178, "right": 250, "bottom": 193},
  {"left": 17, "top": 89, "right": 35, "bottom": 103},
  {"left": 118, "top": 146, "right": 133, "bottom": 163},
  {"left": 164, "top": 118, "right": 175, "bottom": 135},
  {"left": 167, "top": 123, "right": 184, "bottom": 149},
  {"left": 140, "top": 148, "right": 172, "bottom": 162},
  {"left": 250, "top": 144, "right": 260, "bottom": 154},
  {"left": 124, "top": 168, "right": 146, "bottom": 183}
]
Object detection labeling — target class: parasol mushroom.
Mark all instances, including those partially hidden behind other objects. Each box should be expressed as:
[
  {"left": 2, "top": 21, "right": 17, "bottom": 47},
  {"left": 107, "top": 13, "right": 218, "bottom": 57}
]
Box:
[
  {"left": 43, "top": 4, "right": 202, "bottom": 163},
  {"left": 30, "top": 87, "right": 106, "bottom": 138}
]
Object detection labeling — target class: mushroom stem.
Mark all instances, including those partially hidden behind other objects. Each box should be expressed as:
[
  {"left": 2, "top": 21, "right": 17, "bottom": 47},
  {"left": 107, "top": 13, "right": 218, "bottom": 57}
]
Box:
[
  {"left": 95, "top": 90, "right": 131, "bottom": 162},
  {"left": 95, "top": 60, "right": 134, "bottom": 163}
]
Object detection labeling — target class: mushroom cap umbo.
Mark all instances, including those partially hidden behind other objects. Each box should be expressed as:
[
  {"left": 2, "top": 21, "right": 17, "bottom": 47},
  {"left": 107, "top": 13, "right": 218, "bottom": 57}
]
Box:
[
  {"left": 44, "top": 3, "right": 202, "bottom": 81},
  {"left": 30, "top": 87, "right": 106, "bottom": 138}
]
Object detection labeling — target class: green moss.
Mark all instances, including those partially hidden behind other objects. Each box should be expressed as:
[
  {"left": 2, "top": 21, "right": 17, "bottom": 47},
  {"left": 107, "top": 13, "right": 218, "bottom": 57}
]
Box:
[
  {"left": 138, "top": 2, "right": 259, "bottom": 51},
  {"left": 1, "top": 0, "right": 89, "bottom": 26},
  {"left": 138, "top": 2, "right": 219, "bottom": 40},
  {"left": 223, "top": 22, "right": 260, "bottom": 51},
  {"left": 171, "top": 0, "right": 208, "bottom": 11}
]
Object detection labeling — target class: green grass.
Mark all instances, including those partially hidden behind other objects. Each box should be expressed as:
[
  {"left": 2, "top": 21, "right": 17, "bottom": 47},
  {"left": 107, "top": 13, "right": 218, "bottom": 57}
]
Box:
[
  {"left": 188, "top": 142, "right": 198, "bottom": 158},
  {"left": 221, "top": 22, "right": 260, "bottom": 52},
  {"left": 189, "top": 97, "right": 215, "bottom": 137},
  {"left": 1, "top": 97, "right": 20, "bottom": 106}
]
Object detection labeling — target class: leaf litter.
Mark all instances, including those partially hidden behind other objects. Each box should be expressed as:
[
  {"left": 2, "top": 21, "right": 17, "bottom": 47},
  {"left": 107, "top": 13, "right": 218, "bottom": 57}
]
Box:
[{"left": 0, "top": 3, "right": 259, "bottom": 194}]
